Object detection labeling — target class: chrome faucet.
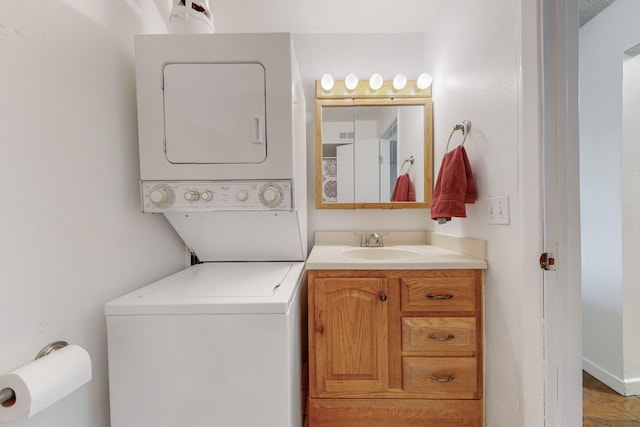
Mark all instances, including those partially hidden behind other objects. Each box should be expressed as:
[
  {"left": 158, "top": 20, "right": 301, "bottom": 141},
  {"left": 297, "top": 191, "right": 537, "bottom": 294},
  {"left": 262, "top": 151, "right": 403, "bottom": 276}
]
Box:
[
  {"left": 369, "top": 232, "right": 387, "bottom": 247},
  {"left": 354, "top": 232, "right": 388, "bottom": 247}
]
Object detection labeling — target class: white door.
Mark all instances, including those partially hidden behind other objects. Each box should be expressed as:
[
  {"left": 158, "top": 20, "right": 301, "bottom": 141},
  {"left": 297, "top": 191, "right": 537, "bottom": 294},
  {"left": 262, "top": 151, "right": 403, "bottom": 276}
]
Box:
[
  {"left": 540, "top": 0, "right": 582, "bottom": 425},
  {"left": 336, "top": 144, "right": 354, "bottom": 203},
  {"left": 162, "top": 63, "right": 267, "bottom": 164},
  {"left": 379, "top": 138, "right": 392, "bottom": 201},
  {"left": 355, "top": 138, "right": 381, "bottom": 202}
]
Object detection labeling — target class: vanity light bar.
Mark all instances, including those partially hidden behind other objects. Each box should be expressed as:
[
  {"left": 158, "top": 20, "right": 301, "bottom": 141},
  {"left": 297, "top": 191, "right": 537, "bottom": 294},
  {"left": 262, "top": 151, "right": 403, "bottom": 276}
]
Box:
[{"left": 315, "top": 75, "right": 432, "bottom": 99}]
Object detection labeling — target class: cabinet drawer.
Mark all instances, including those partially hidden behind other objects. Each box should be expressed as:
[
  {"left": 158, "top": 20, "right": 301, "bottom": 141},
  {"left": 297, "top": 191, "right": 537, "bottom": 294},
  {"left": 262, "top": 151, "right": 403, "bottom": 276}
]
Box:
[
  {"left": 402, "top": 317, "right": 476, "bottom": 355},
  {"left": 401, "top": 277, "right": 476, "bottom": 313},
  {"left": 403, "top": 357, "right": 478, "bottom": 398}
]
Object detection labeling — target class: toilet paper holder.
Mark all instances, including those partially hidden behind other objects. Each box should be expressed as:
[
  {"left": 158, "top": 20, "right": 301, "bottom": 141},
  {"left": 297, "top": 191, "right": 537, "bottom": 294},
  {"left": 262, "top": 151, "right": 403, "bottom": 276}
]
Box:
[{"left": 0, "top": 341, "right": 68, "bottom": 406}]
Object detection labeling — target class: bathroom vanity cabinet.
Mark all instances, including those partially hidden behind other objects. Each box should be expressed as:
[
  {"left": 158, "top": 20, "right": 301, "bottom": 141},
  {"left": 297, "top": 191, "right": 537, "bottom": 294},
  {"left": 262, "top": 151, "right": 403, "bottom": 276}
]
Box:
[{"left": 307, "top": 269, "right": 483, "bottom": 427}]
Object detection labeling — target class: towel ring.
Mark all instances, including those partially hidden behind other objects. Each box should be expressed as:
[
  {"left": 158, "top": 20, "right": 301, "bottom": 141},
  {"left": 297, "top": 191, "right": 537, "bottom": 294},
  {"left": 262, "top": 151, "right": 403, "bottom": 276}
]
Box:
[
  {"left": 400, "top": 155, "right": 414, "bottom": 173},
  {"left": 445, "top": 120, "right": 471, "bottom": 152}
]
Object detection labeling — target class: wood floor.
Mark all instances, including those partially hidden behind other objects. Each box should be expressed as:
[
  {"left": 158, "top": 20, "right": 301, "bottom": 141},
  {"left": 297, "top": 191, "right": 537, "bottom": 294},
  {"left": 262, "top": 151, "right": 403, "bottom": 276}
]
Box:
[{"left": 583, "top": 371, "right": 640, "bottom": 426}]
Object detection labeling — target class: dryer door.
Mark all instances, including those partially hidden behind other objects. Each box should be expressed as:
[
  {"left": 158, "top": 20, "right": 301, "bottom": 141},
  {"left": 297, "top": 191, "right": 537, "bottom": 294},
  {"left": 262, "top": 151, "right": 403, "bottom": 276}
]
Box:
[{"left": 163, "top": 63, "right": 266, "bottom": 164}]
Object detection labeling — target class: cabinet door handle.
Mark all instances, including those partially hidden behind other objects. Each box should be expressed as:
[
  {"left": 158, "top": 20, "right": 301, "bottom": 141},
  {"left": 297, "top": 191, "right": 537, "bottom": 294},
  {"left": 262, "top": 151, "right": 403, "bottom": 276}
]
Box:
[
  {"left": 379, "top": 293, "right": 388, "bottom": 302},
  {"left": 426, "top": 294, "right": 454, "bottom": 300},
  {"left": 428, "top": 334, "right": 455, "bottom": 342},
  {"left": 428, "top": 375, "right": 455, "bottom": 383}
]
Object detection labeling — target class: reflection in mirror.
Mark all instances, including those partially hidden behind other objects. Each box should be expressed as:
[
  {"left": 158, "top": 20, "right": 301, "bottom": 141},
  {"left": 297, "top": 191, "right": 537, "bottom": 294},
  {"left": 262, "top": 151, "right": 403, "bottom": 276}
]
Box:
[
  {"left": 316, "top": 80, "right": 433, "bottom": 209},
  {"left": 321, "top": 106, "right": 425, "bottom": 203}
]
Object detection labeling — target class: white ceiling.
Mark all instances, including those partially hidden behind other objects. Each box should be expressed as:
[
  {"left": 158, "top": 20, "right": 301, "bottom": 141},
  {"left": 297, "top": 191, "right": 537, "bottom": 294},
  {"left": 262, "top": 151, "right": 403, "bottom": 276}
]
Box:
[
  {"left": 579, "top": 0, "right": 617, "bottom": 27},
  {"left": 154, "top": 0, "right": 446, "bottom": 33},
  {"left": 155, "top": 0, "right": 614, "bottom": 32}
]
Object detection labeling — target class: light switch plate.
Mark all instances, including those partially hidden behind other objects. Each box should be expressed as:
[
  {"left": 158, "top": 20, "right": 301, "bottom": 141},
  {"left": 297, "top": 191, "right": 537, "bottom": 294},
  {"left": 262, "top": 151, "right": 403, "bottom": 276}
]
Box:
[{"left": 488, "top": 195, "right": 510, "bottom": 225}]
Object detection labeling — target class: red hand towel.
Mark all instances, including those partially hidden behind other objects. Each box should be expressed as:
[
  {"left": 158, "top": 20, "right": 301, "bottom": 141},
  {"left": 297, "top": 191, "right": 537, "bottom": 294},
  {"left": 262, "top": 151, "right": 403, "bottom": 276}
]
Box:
[
  {"left": 391, "top": 173, "right": 416, "bottom": 202},
  {"left": 431, "top": 146, "right": 477, "bottom": 222}
]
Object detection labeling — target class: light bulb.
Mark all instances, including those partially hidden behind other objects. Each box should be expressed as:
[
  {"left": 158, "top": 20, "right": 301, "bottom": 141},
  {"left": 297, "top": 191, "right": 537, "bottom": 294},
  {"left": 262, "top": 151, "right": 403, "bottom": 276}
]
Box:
[
  {"left": 320, "top": 73, "right": 334, "bottom": 91},
  {"left": 392, "top": 73, "right": 407, "bottom": 90},
  {"left": 416, "top": 73, "right": 433, "bottom": 89},
  {"left": 369, "top": 73, "right": 383, "bottom": 90},
  {"left": 345, "top": 73, "right": 359, "bottom": 91}
]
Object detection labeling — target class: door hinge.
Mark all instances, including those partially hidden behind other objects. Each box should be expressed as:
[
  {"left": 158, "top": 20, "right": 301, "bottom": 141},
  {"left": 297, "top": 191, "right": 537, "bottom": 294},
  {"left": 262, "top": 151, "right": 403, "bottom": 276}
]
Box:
[{"left": 540, "top": 252, "right": 556, "bottom": 271}]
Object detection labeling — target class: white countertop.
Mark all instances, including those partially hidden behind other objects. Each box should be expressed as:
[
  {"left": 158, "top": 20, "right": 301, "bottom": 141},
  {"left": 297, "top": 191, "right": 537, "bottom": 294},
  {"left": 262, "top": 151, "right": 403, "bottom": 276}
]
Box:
[{"left": 306, "top": 232, "right": 488, "bottom": 270}]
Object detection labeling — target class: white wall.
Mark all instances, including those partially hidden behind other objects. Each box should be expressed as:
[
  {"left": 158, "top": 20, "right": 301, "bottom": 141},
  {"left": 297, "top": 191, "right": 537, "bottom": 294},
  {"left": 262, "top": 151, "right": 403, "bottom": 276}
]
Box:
[
  {"left": 423, "top": 0, "right": 540, "bottom": 424},
  {"left": 202, "top": 0, "right": 445, "bottom": 34},
  {"left": 579, "top": 0, "right": 640, "bottom": 395},
  {"left": 59, "top": 0, "right": 169, "bottom": 54},
  {"left": 0, "top": 2, "right": 185, "bottom": 426}
]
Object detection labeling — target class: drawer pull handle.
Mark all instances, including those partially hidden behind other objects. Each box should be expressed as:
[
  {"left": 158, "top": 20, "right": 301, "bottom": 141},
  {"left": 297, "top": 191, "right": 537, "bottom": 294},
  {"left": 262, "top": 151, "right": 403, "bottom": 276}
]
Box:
[
  {"left": 428, "top": 375, "right": 455, "bottom": 383},
  {"left": 426, "top": 294, "right": 454, "bottom": 300},
  {"left": 428, "top": 334, "right": 455, "bottom": 342}
]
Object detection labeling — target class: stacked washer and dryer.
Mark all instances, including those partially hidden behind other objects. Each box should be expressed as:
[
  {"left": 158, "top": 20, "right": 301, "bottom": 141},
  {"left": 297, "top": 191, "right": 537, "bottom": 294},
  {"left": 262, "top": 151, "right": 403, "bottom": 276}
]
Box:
[{"left": 105, "top": 33, "right": 308, "bottom": 427}]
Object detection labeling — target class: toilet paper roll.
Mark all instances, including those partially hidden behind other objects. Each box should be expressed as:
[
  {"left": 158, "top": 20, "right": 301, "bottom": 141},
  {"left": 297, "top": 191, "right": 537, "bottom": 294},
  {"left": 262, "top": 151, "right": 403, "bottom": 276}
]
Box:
[{"left": 0, "top": 345, "right": 91, "bottom": 422}]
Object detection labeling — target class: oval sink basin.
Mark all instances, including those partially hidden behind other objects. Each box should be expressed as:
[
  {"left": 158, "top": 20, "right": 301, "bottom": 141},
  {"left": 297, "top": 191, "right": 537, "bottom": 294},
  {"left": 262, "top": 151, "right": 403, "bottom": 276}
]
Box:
[{"left": 341, "top": 247, "right": 423, "bottom": 261}]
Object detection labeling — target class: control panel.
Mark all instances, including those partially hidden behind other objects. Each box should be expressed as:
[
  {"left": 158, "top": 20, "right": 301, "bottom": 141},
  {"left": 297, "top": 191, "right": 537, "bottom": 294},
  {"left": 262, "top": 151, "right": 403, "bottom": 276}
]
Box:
[{"left": 141, "top": 180, "right": 294, "bottom": 212}]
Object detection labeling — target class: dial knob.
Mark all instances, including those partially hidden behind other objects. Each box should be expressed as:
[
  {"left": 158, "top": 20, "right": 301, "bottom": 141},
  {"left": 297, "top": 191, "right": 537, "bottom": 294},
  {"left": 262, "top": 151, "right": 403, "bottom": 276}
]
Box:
[
  {"left": 259, "top": 184, "right": 284, "bottom": 207},
  {"left": 201, "top": 190, "right": 213, "bottom": 201},
  {"left": 150, "top": 189, "right": 168, "bottom": 204},
  {"left": 184, "top": 190, "right": 200, "bottom": 202},
  {"left": 236, "top": 190, "right": 249, "bottom": 202},
  {"left": 149, "top": 184, "right": 175, "bottom": 208}
]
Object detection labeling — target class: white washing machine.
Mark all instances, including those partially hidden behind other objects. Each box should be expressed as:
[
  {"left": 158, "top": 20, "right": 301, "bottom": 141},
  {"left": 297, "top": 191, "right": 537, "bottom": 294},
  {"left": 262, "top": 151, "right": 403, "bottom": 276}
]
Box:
[
  {"left": 106, "top": 33, "right": 307, "bottom": 427},
  {"left": 105, "top": 262, "right": 305, "bottom": 427}
]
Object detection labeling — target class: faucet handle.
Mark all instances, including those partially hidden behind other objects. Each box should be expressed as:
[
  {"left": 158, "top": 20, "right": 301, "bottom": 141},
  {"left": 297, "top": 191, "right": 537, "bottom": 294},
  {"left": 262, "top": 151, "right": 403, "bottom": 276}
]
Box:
[
  {"left": 372, "top": 232, "right": 389, "bottom": 247},
  {"left": 354, "top": 232, "right": 368, "bottom": 247}
]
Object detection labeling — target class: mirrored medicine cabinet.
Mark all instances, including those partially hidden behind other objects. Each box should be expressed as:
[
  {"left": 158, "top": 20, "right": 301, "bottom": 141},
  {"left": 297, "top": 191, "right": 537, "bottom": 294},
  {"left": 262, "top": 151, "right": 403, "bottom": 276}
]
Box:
[{"left": 315, "top": 80, "right": 433, "bottom": 209}]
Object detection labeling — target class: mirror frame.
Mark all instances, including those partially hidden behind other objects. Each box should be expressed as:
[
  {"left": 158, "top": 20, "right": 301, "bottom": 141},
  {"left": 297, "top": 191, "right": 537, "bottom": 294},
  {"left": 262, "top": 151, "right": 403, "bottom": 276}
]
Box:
[{"left": 315, "top": 80, "right": 433, "bottom": 209}]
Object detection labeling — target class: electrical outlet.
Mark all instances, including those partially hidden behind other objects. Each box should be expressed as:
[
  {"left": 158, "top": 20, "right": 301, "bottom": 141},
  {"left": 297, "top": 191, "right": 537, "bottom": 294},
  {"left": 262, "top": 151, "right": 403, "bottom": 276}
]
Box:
[{"left": 487, "top": 195, "right": 510, "bottom": 225}]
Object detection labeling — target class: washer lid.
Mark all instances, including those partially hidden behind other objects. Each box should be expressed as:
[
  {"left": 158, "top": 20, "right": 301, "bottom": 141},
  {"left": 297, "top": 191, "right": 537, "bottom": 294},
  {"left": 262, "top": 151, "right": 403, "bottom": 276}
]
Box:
[{"left": 105, "top": 262, "right": 304, "bottom": 315}]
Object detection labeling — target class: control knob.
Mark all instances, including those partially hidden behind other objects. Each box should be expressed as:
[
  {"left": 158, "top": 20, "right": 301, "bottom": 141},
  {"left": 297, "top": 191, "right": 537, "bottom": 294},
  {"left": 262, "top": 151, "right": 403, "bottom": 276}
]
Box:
[
  {"left": 236, "top": 190, "right": 249, "bottom": 202},
  {"left": 201, "top": 190, "right": 213, "bottom": 201},
  {"left": 149, "top": 184, "right": 175, "bottom": 208},
  {"left": 259, "top": 183, "right": 284, "bottom": 207},
  {"left": 184, "top": 190, "right": 200, "bottom": 202}
]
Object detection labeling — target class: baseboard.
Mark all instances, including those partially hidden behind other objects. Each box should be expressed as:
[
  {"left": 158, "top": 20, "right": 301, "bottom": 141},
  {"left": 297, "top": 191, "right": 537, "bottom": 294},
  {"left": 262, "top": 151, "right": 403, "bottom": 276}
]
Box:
[
  {"left": 629, "top": 379, "right": 640, "bottom": 396},
  {"left": 583, "top": 357, "right": 640, "bottom": 396}
]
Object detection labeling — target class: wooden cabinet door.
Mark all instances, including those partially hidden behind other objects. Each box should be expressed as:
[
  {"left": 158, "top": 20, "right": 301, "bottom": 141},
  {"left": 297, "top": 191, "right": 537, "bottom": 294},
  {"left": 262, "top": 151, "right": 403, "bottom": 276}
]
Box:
[{"left": 311, "top": 277, "right": 389, "bottom": 397}]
